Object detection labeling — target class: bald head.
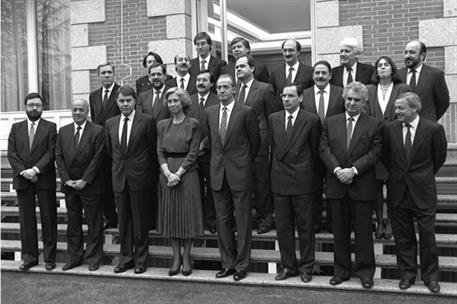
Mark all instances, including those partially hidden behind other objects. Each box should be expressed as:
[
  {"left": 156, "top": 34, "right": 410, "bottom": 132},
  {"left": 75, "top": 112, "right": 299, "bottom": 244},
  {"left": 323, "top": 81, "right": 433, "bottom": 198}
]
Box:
[{"left": 71, "top": 98, "right": 90, "bottom": 125}]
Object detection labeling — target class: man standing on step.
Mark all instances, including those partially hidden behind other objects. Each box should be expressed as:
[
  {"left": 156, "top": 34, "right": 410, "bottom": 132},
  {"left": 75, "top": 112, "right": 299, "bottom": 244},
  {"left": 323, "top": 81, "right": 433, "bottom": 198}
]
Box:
[
  {"left": 89, "top": 62, "right": 119, "bottom": 230},
  {"left": 56, "top": 99, "right": 105, "bottom": 272},
  {"left": 7, "top": 92, "right": 57, "bottom": 272},
  {"left": 383, "top": 92, "right": 447, "bottom": 293}
]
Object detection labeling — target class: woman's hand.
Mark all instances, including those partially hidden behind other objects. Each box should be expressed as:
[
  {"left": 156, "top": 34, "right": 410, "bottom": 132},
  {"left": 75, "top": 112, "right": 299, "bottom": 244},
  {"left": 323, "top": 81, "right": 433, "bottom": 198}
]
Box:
[{"left": 167, "top": 172, "right": 180, "bottom": 187}]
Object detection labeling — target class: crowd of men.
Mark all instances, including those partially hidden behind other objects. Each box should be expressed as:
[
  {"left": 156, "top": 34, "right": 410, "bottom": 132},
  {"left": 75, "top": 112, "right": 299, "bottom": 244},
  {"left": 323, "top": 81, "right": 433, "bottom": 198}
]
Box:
[{"left": 7, "top": 33, "right": 449, "bottom": 293}]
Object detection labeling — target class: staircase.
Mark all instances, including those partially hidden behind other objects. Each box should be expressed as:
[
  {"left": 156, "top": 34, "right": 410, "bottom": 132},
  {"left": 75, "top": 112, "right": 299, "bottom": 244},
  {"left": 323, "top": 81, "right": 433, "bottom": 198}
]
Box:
[{"left": 2, "top": 146, "right": 457, "bottom": 298}]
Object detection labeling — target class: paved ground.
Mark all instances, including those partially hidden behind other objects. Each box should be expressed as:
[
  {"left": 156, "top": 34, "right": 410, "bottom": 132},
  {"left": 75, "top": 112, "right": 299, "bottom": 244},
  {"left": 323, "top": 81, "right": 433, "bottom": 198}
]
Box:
[{"left": 2, "top": 272, "right": 456, "bottom": 304}]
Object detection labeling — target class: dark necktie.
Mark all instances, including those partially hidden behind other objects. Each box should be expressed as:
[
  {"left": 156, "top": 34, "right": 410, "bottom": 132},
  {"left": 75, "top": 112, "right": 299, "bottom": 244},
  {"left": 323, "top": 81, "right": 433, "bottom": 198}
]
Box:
[
  {"left": 74, "top": 126, "right": 81, "bottom": 147},
  {"left": 153, "top": 90, "right": 161, "bottom": 108},
  {"left": 220, "top": 107, "right": 228, "bottom": 143},
  {"left": 286, "top": 115, "right": 293, "bottom": 139},
  {"left": 200, "top": 60, "right": 206, "bottom": 71},
  {"left": 180, "top": 78, "right": 185, "bottom": 89},
  {"left": 103, "top": 89, "right": 109, "bottom": 108},
  {"left": 29, "top": 122, "right": 35, "bottom": 150},
  {"left": 409, "top": 69, "right": 417, "bottom": 92},
  {"left": 286, "top": 67, "right": 294, "bottom": 84},
  {"left": 121, "top": 117, "right": 129, "bottom": 151},
  {"left": 237, "top": 84, "right": 247, "bottom": 103},
  {"left": 347, "top": 67, "right": 353, "bottom": 86},
  {"left": 318, "top": 89, "right": 325, "bottom": 123},
  {"left": 347, "top": 117, "right": 354, "bottom": 150},
  {"left": 199, "top": 97, "right": 205, "bottom": 110},
  {"left": 404, "top": 123, "right": 412, "bottom": 162}
]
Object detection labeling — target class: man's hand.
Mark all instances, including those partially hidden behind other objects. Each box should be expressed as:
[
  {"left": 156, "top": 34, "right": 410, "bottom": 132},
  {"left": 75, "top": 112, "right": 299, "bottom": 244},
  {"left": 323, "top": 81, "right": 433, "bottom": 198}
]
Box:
[
  {"left": 73, "top": 180, "right": 87, "bottom": 191},
  {"left": 336, "top": 168, "right": 355, "bottom": 185},
  {"left": 20, "top": 168, "right": 37, "bottom": 180}
]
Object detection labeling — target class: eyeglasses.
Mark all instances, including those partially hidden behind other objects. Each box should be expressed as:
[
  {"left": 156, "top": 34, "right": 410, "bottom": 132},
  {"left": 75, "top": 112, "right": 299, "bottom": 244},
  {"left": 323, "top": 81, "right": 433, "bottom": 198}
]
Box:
[{"left": 26, "top": 103, "right": 43, "bottom": 109}]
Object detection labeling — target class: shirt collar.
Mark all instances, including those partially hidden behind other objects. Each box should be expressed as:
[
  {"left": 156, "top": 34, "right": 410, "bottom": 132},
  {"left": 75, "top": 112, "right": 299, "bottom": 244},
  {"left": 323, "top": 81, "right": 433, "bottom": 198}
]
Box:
[
  {"left": 345, "top": 112, "right": 361, "bottom": 123},
  {"left": 314, "top": 83, "right": 330, "bottom": 94},
  {"left": 177, "top": 73, "right": 190, "bottom": 82},
  {"left": 405, "top": 115, "right": 419, "bottom": 128},
  {"left": 74, "top": 121, "right": 87, "bottom": 132},
  {"left": 347, "top": 61, "right": 358, "bottom": 72},
  {"left": 221, "top": 100, "right": 235, "bottom": 113},
  {"left": 241, "top": 78, "right": 254, "bottom": 89},
  {"left": 122, "top": 110, "right": 135, "bottom": 121},
  {"left": 199, "top": 55, "right": 210, "bottom": 63},
  {"left": 286, "top": 61, "right": 300, "bottom": 72},
  {"left": 198, "top": 92, "right": 210, "bottom": 100},
  {"left": 286, "top": 106, "right": 300, "bottom": 118},
  {"left": 27, "top": 118, "right": 41, "bottom": 128},
  {"left": 409, "top": 63, "right": 423, "bottom": 74},
  {"left": 103, "top": 82, "right": 115, "bottom": 92}
]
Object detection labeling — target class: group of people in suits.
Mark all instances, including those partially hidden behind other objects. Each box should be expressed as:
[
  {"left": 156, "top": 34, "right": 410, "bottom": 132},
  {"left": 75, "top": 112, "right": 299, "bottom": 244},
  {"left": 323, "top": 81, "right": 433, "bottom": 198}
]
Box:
[{"left": 7, "top": 33, "right": 449, "bottom": 293}]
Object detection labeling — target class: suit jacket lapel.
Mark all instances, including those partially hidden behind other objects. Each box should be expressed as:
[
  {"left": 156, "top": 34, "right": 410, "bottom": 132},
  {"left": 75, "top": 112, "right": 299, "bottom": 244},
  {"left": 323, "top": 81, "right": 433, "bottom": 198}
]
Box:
[
  {"left": 347, "top": 113, "right": 366, "bottom": 155},
  {"left": 126, "top": 114, "right": 140, "bottom": 156},
  {"left": 30, "top": 120, "right": 45, "bottom": 153},
  {"left": 408, "top": 118, "right": 426, "bottom": 166},
  {"left": 244, "top": 81, "right": 258, "bottom": 107},
  {"left": 415, "top": 66, "right": 429, "bottom": 95},
  {"left": 385, "top": 85, "right": 399, "bottom": 120},
  {"left": 279, "top": 109, "right": 307, "bottom": 160},
  {"left": 304, "top": 89, "right": 317, "bottom": 113},
  {"left": 327, "top": 87, "right": 338, "bottom": 116},
  {"left": 223, "top": 102, "right": 241, "bottom": 146}
]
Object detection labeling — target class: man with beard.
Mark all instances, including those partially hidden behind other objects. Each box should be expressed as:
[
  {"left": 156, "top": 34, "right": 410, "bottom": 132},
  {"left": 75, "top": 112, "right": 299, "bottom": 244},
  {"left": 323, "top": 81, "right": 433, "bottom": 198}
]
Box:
[
  {"left": 165, "top": 53, "right": 197, "bottom": 95},
  {"left": 270, "top": 39, "right": 313, "bottom": 109},
  {"left": 89, "top": 62, "right": 119, "bottom": 230},
  {"left": 330, "top": 37, "right": 374, "bottom": 88},
  {"left": 188, "top": 70, "right": 219, "bottom": 233},
  {"left": 7, "top": 92, "right": 57, "bottom": 272},
  {"left": 301, "top": 60, "right": 345, "bottom": 233},
  {"left": 56, "top": 99, "right": 105, "bottom": 272},
  {"left": 105, "top": 85, "right": 157, "bottom": 274},
  {"left": 398, "top": 40, "right": 450, "bottom": 122},
  {"left": 189, "top": 32, "right": 226, "bottom": 84},
  {"left": 137, "top": 62, "right": 170, "bottom": 122},
  {"left": 136, "top": 51, "right": 172, "bottom": 95}
]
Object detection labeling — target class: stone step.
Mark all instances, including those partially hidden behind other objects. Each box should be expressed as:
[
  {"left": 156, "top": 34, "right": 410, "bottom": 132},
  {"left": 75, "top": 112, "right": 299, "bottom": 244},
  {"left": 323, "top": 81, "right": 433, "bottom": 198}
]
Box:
[
  {"left": 2, "top": 240, "right": 457, "bottom": 272},
  {"left": 2, "top": 260, "right": 456, "bottom": 298}
]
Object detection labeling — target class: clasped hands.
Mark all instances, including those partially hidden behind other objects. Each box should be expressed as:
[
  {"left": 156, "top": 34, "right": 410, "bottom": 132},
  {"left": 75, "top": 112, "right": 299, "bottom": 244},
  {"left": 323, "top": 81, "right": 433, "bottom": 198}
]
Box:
[
  {"left": 65, "top": 179, "right": 87, "bottom": 191},
  {"left": 20, "top": 168, "right": 38, "bottom": 183},
  {"left": 335, "top": 168, "right": 355, "bottom": 185},
  {"left": 166, "top": 172, "right": 180, "bottom": 187}
]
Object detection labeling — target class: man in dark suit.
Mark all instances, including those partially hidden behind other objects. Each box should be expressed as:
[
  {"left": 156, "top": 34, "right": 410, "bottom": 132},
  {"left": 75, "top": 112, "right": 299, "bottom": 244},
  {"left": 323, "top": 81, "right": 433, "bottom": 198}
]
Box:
[
  {"left": 330, "top": 37, "right": 374, "bottom": 88},
  {"left": 206, "top": 74, "right": 260, "bottom": 281},
  {"left": 269, "top": 83, "right": 321, "bottom": 283},
  {"left": 301, "top": 60, "right": 345, "bottom": 233},
  {"left": 189, "top": 32, "right": 226, "bottom": 83},
  {"left": 89, "top": 62, "right": 119, "bottom": 230},
  {"left": 188, "top": 70, "right": 219, "bottom": 233},
  {"left": 165, "top": 53, "right": 197, "bottom": 95},
  {"left": 105, "top": 85, "right": 157, "bottom": 274},
  {"left": 7, "top": 92, "right": 57, "bottom": 271},
  {"left": 319, "top": 82, "right": 382, "bottom": 289},
  {"left": 55, "top": 99, "right": 105, "bottom": 271},
  {"left": 270, "top": 39, "right": 313, "bottom": 108},
  {"left": 137, "top": 62, "right": 170, "bottom": 122},
  {"left": 135, "top": 51, "right": 172, "bottom": 95},
  {"left": 383, "top": 92, "right": 447, "bottom": 293},
  {"left": 235, "top": 55, "right": 279, "bottom": 234},
  {"left": 222, "top": 36, "right": 270, "bottom": 83},
  {"left": 398, "top": 40, "right": 450, "bottom": 122}
]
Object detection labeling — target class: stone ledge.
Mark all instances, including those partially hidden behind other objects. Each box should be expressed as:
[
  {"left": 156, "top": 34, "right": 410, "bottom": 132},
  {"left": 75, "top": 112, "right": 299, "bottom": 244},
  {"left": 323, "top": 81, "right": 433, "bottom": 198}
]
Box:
[
  {"left": 419, "top": 18, "right": 457, "bottom": 47},
  {"left": 316, "top": 25, "right": 363, "bottom": 55},
  {"left": 316, "top": 0, "right": 339, "bottom": 28},
  {"left": 70, "top": 0, "right": 105, "bottom": 25},
  {"left": 72, "top": 46, "right": 107, "bottom": 71}
]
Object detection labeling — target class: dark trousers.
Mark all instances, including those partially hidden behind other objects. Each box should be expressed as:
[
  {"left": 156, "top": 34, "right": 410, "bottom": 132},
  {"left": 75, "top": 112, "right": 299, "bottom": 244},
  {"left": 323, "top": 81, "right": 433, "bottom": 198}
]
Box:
[
  {"left": 198, "top": 161, "right": 216, "bottom": 229},
  {"left": 331, "top": 196, "right": 375, "bottom": 280},
  {"left": 213, "top": 175, "right": 252, "bottom": 272},
  {"left": 17, "top": 187, "right": 56, "bottom": 263},
  {"left": 253, "top": 154, "right": 273, "bottom": 229},
  {"left": 101, "top": 158, "right": 117, "bottom": 226},
  {"left": 114, "top": 183, "right": 150, "bottom": 268},
  {"left": 64, "top": 193, "right": 103, "bottom": 266},
  {"left": 389, "top": 189, "right": 439, "bottom": 283},
  {"left": 273, "top": 192, "right": 315, "bottom": 274}
]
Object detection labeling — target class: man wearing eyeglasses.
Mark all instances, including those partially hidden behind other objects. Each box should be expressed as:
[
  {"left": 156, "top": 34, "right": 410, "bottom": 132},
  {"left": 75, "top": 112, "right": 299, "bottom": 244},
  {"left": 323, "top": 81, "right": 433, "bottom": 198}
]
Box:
[{"left": 7, "top": 92, "right": 57, "bottom": 272}]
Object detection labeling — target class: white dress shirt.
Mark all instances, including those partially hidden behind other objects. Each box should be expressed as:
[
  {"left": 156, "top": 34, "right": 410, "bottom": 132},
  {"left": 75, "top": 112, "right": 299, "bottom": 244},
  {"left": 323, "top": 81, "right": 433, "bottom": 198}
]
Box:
[
  {"left": 118, "top": 110, "right": 135, "bottom": 146},
  {"left": 219, "top": 100, "right": 235, "bottom": 129},
  {"left": 343, "top": 62, "right": 358, "bottom": 87},
  {"left": 377, "top": 83, "right": 393, "bottom": 115},
  {"left": 314, "top": 84, "right": 330, "bottom": 116},
  {"left": 403, "top": 115, "right": 419, "bottom": 145},
  {"left": 102, "top": 82, "right": 115, "bottom": 102},
  {"left": 285, "top": 61, "right": 300, "bottom": 82},
  {"left": 407, "top": 64, "right": 423, "bottom": 87},
  {"left": 284, "top": 106, "right": 300, "bottom": 129}
]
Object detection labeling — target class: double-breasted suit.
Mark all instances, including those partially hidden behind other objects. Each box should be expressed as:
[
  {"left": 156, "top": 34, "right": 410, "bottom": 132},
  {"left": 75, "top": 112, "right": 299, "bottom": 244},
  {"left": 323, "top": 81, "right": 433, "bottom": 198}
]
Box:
[
  {"left": 55, "top": 121, "right": 105, "bottom": 266},
  {"left": 105, "top": 111, "right": 157, "bottom": 269},
  {"left": 7, "top": 118, "right": 57, "bottom": 265},
  {"left": 319, "top": 112, "right": 382, "bottom": 280},
  {"left": 330, "top": 62, "right": 375, "bottom": 87},
  {"left": 136, "top": 87, "right": 170, "bottom": 122},
  {"left": 205, "top": 101, "right": 260, "bottom": 273},
  {"left": 383, "top": 117, "right": 447, "bottom": 283},
  {"left": 269, "top": 108, "right": 321, "bottom": 274}
]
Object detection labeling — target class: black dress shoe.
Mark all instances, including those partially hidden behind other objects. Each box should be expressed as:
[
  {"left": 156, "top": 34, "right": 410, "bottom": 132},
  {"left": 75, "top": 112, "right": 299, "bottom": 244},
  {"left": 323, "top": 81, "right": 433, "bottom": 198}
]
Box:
[
  {"left": 275, "top": 268, "right": 297, "bottom": 281},
  {"left": 113, "top": 263, "right": 134, "bottom": 273},
  {"left": 215, "top": 268, "right": 236, "bottom": 278},
  {"left": 104, "top": 222, "right": 117, "bottom": 230},
  {"left": 233, "top": 271, "right": 247, "bottom": 281},
  {"left": 45, "top": 262, "right": 56, "bottom": 271},
  {"left": 257, "top": 226, "right": 270, "bottom": 234},
  {"left": 134, "top": 267, "right": 146, "bottom": 274},
  {"left": 19, "top": 261, "right": 38, "bottom": 271},
  {"left": 89, "top": 264, "right": 99, "bottom": 271},
  {"left": 300, "top": 273, "right": 312, "bottom": 283},
  {"left": 182, "top": 268, "right": 192, "bottom": 276},
  {"left": 425, "top": 281, "right": 440, "bottom": 293},
  {"left": 62, "top": 262, "right": 82, "bottom": 271},
  {"left": 330, "top": 276, "right": 349, "bottom": 286},
  {"left": 399, "top": 278, "right": 415, "bottom": 290},
  {"left": 361, "top": 278, "right": 374, "bottom": 289}
]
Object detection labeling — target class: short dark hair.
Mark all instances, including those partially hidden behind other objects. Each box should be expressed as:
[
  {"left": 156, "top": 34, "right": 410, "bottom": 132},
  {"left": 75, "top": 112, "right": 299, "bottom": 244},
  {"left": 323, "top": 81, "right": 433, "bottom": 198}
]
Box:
[
  {"left": 97, "top": 62, "right": 115, "bottom": 75},
  {"left": 236, "top": 55, "right": 256, "bottom": 68},
  {"left": 313, "top": 60, "right": 332, "bottom": 72},
  {"left": 142, "top": 51, "right": 164, "bottom": 67},
  {"left": 197, "top": 69, "right": 215, "bottom": 84},
  {"left": 115, "top": 85, "right": 136, "bottom": 100},
  {"left": 281, "top": 39, "right": 301, "bottom": 53},
  {"left": 24, "top": 92, "right": 44, "bottom": 105},
  {"left": 231, "top": 37, "right": 250, "bottom": 53},
  {"left": 194, "top": 32, "right": 212, "bottom": 47},
  {"left": 284, "top": 82, "right": 304, "bottom": 96},
  {"left": 217, "top": 74, "right": 235, "bottom": 87},
  {"left": 397, "top": 92, "right": 422, "bottom": 112},
  {"left": 148, "top": 62, "right": 167, "bottom": 75},
  {"left": 417, "top": 40, "right": 427, "bottom": 60},
  {"left": 174, "top": 53, "right": 190, "bottom": 64},
  {"left": 372, "top": 55, "right": 402, "bottom": 84}
]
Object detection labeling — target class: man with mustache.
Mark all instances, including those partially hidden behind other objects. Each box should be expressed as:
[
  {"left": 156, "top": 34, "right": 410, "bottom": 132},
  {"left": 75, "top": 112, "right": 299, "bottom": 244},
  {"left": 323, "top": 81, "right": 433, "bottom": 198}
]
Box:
[
  {"left": 165, "top": 53, "right": 197, "bottom": 95},
  {"left": 270, "top": 39, "right": 313, "bottom": 109},
  {"left": 7, "top": 92, "right": 57, "bottom": 272},
  {"left": 301, "top": 60, "right": 345, "bottom": 233},
  {"left": 330, "top": 37, "right": 374, "bottom": 88},
  {"left": 398, "top": 40, "right": 450, "bottom": 122}
]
